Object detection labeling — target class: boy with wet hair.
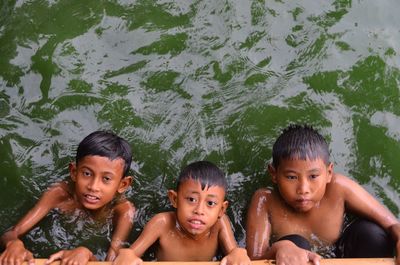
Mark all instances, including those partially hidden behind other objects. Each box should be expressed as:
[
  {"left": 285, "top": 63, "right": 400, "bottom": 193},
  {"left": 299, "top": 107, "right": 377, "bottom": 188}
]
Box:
[
  {"left": 246, "top": 124, "right": 400, "bottom": 265},
  {"left": 0, "top": 130, "right": 135, "bottom": 265},
  {"left": 113, "top": 160, "right": 250, "bottom": 265}
]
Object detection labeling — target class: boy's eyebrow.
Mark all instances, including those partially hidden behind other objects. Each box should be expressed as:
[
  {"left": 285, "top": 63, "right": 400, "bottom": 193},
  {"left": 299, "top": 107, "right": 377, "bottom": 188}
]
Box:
[
  {"left": 308, "top": 168, "right": 322, "bottom": 173},
  {"left": 282, "top": 167, "right": 322, "bottom": 174},
  {"left": 81, "top": 166, "right": 117, "bottom": 176},
  {"left": 186, "top": 190, "right": 221, "bottom": 198}
]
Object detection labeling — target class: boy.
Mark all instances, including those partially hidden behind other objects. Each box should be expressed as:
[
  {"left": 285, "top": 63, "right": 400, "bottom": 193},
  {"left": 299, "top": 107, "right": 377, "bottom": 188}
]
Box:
[
  {"left": 0, "top": 130, "right": 135, "bottom": 265},
  {"left": 246, "top": 124, "right": 400, "bottom": 265},
  {"left": 113, "top": 161, "right": 250, "bottom": 265}
]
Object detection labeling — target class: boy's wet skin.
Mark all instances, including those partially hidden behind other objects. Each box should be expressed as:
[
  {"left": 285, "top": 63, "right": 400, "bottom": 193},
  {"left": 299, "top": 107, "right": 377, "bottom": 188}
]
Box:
[
  {"left": 170, "top": 179, "right": 227, "bottom": 239},
  {"left": 70, "top": 155, "right": 129, "bottom": 214},
  {"left": 113, "top": 161, "right": 250, "bottom": 265},
  {"left": 0, "top": 131, "right": 135, "bottom": 265},
  {"left": 246, "top": 125, "right": 400, "bottom": 265},
  {"left": 267, "top": 158, "right": 344, "bottom": 245}
]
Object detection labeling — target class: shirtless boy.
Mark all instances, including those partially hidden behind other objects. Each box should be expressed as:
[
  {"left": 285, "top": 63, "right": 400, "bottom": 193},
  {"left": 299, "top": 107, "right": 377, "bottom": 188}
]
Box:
[
  {"left": 246, "top": 124, "right": 400, "bottom": 265},
  {"left": 0, "top": 130, "right": 135, "bottom": 265},
  {"left": 113, "top": 160, "right": 250, "bottom": 265}
]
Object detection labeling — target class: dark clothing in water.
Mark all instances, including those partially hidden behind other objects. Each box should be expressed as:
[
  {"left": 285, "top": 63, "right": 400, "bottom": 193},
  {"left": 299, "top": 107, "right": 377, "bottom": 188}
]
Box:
[{"left": 278, "top": 219, "right": 394, "bottom": 258}]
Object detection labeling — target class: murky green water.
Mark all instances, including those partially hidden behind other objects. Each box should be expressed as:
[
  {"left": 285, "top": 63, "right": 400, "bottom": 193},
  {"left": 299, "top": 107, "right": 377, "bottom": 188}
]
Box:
[{"left": 1, "top": 0, "right": 400, "bottom": 259}]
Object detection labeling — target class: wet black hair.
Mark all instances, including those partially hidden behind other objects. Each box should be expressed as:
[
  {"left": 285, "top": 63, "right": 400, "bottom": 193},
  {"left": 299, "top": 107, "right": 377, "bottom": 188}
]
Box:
[
  {"left": 76, "top": 130, "right": 132, "bottom": 177},
  {"left": 272, "top": 124, "right": 330, "bottom": 168},
  {"left": 177, "top": 161, "right": 228, "bottom": 192}
]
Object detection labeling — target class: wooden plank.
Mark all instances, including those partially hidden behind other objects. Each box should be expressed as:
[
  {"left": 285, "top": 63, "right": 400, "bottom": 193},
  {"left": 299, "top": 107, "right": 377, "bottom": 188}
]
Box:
[{"left": 26, "top": 258, "right": 395, "bottom": 265}]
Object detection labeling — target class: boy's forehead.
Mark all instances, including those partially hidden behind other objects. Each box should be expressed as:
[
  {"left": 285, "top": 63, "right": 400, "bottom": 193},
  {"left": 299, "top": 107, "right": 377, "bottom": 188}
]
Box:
[
  {"left": 78, "top": 155, "right": 126, "bottom": 173},
  {"left": 178, "top": 178, "right": 226, "bottom": 194},
  {"left": 79, "top": 155, "right": 124, "bottom": 164},
  {"left": 277, "top": 157, "right": 327, "bottom": 170}
]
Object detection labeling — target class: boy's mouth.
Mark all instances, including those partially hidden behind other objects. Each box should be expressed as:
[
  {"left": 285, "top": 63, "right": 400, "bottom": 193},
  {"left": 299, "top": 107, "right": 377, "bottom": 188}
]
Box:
[
  {"left": 295, "top": 198, "right": 311, "bottom": 207},
  {"left": 84, "top": 194, "right": 100, "bottom": 204},
  {"left": 188, "top": 219, "right": 205, "bottom": 229}
]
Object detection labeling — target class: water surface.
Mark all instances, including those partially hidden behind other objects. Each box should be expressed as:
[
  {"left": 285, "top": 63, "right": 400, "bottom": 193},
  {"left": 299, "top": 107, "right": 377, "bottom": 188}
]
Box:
[{"left": 1, "top": 0, "right": 400, "bottom": 259}]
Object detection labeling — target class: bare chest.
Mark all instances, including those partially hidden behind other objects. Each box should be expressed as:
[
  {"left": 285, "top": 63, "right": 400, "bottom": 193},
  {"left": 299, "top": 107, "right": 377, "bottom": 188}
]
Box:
[
  {"left": 157, "top": 230, "right": 219, "bottom": 261},
  {"left": 269, "top": 197, "right": 345, "bottom": 246}
]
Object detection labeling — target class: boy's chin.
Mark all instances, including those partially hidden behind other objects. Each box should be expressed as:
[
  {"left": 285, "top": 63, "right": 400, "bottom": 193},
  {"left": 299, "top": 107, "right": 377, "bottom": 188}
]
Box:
[{"left": 291, "top": 203, "right": 315, "bottom": 213}]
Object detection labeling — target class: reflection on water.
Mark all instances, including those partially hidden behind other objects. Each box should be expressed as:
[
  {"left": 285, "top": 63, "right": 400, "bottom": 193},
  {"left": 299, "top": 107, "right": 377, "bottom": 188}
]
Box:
[{"left": 1, "top": 0, "right": 400, "bottom": 258}]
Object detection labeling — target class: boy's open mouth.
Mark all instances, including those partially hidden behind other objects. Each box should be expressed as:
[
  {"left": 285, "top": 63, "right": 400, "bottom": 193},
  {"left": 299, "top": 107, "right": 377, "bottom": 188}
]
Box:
[
  {"left": 84, "top": 194, "right": 100, "bottom": 203},
  {"left": 188, "top": 219, "right": 205, "bottom": 229}
]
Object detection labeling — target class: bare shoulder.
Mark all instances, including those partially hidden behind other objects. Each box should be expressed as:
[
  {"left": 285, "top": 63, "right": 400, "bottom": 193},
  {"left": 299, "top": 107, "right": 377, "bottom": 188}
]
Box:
[
  {"left": 251, "top": 188, "right": 273, "bottom": 201},
  {"left": 249, "top": 188, "right": 273, "bottom": 208},
  {"left": 113, "top": 199, "right": 136, "bottom": 214},
  {"left": 328, "top": 173, "right": 360, "bottom": 192},
  {"left": 148, "top": 211, "right": 175, "bottom": 228},
  {"left": 42, "top": 181, "right": 72, "bottom": 205}
]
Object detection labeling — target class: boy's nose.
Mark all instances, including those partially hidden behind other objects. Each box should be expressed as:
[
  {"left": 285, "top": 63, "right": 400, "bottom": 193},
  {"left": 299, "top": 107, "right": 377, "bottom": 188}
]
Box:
[
  {"left": 194, "top": 202, "right": 205, "bottom": 215},
  {"left": 88, "top": 177, "right": 101, "bottom": 191},
  {"left": 297, "top": 180, "right": 310, "bottom": 194}
]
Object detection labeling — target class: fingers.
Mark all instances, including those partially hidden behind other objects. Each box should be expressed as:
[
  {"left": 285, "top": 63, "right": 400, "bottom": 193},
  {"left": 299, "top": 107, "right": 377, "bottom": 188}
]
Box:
[
  {"left": 0, "top": 250, "right": 34, "bottom": 265},
  {"left": 396, "top": 255, "right": 400, "bottom": 265},
  {"left": 26, "top": 251, "right": 35, "bottom": 265},
  {"left": 106, "top": 250, "right": 116, "bottom": 262},
  {"left": 220, "top": 257, "right": 227, "bottom": 265},
  {"left": 46, "top": 251, "right": 64, "bottom": 265},
  {"left": 307, "top": 251, "right": 321, "bottom": 265}
]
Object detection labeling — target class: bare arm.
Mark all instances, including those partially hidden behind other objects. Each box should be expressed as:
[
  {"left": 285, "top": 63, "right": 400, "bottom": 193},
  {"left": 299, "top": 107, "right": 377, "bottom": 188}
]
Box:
[
  {"left": 1, "top": 183, "right": 67, "bottom": 246},
  {"left": 106, "top": 200, "right": 136, "bottom": 261},
  {"left": 218, "top": 214, "right": 238, "bottom": 254},
  {"left": 245, "top": 189, "right": 272, "bottom": 260},
  {"left": 218, "top": 215, "right": 251, "bottom": 265},
  {"left": 0, "top": 183, "right": 67, "bottom": 265},
  {"left": 338, "top": 174, "right": 399, "bottom": 262},
  {"left": 339, "top": 174, "right": 398, "bottom": 228},
  {"left": 112, "top": 213, "right": 168, "bottom": 265}
]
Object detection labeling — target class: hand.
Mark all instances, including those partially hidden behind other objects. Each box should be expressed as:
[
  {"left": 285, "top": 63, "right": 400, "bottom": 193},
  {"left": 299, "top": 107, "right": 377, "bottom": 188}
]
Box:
[
  {"left": 45, "top": 247, "right": 93, "bottom": 265},
  {"left": 274, "top": 240, "right": 320, "bottom": 265},
  {"left": 106, "top": 246, "right": 118, "bottom": 262},
  {"left": 221, "top": 247, "right": 251, "bottom": 265},
  {"left": 395, "top": 241, "right": 400, "bottom": 265},
  {"left": 0, "top": 239, "right": 35, "bottom": 265},
  {"left": 112, "top": 248, "right": 142, "bottom": 265}
]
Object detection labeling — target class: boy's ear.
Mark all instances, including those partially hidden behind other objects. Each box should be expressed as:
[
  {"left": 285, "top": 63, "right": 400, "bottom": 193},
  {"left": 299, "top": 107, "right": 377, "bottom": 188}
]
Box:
[
  {"left": 268, "top": 164, "right": 277, "bottom": 183},
  {"left": 69, "top": 162, "right": 77, "bottom": 182},
  {"left": 219, "top": 200, "right": 228, "bottom": 218},
  {"left": 167, "top": 190, "right": 178, "bottom": 208},
  {"left": 118, "top": 176, "right": 133, "bottom": 193},
  {"left": 326, "top": 162, "right": 333, "bottom": 183}
]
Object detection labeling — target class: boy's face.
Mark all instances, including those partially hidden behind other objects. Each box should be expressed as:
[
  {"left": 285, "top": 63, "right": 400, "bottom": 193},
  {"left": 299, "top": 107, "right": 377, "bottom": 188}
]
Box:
[
  {"left": 168, "top": 179, "right": 228, "bottom": 238},
  {"left": 269, "top": 158, "right": 333, "bottom": 213},
  {"left": 69, "top": 155, "right": 132, "bottom": 211}
]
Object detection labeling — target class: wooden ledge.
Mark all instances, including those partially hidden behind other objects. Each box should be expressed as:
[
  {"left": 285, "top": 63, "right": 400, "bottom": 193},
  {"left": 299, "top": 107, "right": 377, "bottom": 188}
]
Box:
[{"left": 27, "top": 258, "right": 395, "bottom": 265}]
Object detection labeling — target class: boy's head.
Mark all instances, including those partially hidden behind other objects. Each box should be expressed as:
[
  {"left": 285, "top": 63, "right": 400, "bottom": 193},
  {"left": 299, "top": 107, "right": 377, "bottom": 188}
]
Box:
[
  {"left": 168, "top": 161, "right": 228, "bottom": 237},
  {"left": 272, "top": 124, "right": 330, "bottom": 169},
  {"left": 76, "top": 130, "right": 132, "bottom": 177},
  {"left": 70, "top": 130, "right": 133, "bottom": 212},
  {"left": 176, "top": 160, "right": 228, "bottom": 192},
  {"left": 269, "top": 124, "right": 333, "bottom": 212}
]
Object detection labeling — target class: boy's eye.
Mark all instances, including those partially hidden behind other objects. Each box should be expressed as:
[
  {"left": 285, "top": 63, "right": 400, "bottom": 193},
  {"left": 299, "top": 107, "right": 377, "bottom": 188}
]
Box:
[
  {"left": 286, "top": 175, "right": 297, "bottom": 180},
  {"left": 103, "top": 176, "right": 112, "bottom": 182},
  {"left": 207, "top": 201, "right": 217, "bottom": 207},
  {"left": 309, "top": 174, "right": 319, "bottom": 179},
  {"left": 186, "top": 197, "right": 197, "bottom": 203},
  {"left": 83, "top": 170, "right": 92, "bottom": 177}
]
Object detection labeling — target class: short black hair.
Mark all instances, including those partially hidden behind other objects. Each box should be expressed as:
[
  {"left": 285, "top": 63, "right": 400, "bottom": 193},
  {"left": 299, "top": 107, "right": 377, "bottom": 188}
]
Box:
[
  {"left": 177, "top": 161, "right": 227, "bottom": 192},
  {"left": 76, "top": 130, "right": 132, "bottom": 177},
  {"left": 272, "top": 124, "right": 330, "bottom": 168}
]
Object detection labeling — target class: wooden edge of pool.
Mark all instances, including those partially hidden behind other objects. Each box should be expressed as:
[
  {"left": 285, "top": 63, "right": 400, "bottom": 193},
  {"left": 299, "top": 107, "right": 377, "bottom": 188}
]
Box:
[{"left": 26, "top": 258, "right": 395, "bottom": 265}]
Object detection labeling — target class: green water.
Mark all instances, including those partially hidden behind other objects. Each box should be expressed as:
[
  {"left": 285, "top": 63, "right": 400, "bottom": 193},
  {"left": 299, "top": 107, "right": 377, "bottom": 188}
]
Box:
[{"left": 1, "top": 0, "right": 400, "bottom": 259}]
